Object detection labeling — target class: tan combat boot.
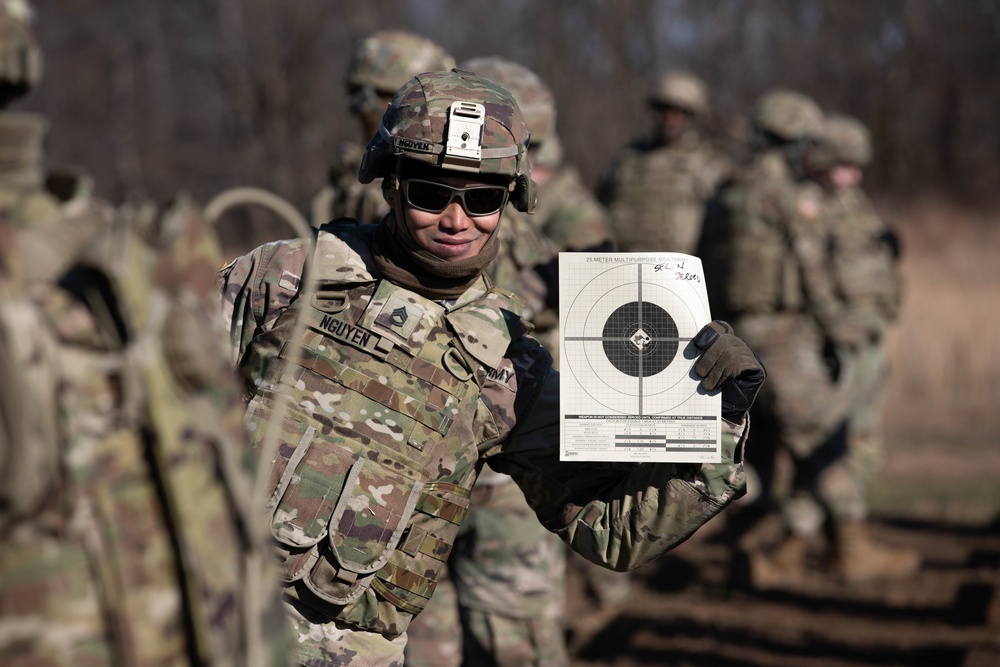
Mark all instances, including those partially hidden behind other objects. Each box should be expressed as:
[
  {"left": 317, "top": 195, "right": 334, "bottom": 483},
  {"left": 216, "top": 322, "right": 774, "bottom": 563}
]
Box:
[
  {"left": 831, "top": 519, "right": 920, "bottom": 583},
  {"left": 747, "top": 533, "right": 810, "bottom": 589}
]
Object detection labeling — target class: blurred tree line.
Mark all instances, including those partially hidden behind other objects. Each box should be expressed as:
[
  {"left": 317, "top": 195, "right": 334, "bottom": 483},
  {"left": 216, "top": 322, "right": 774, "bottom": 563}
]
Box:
[{"left": 25, "top": 0, "right": 1000, "bottom": 230}]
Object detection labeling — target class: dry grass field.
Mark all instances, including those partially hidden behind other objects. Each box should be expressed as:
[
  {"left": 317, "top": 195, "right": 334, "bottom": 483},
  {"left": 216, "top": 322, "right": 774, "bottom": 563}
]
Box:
[{"left": 878, "top": 199, "right": 1000, "bottom": 525}]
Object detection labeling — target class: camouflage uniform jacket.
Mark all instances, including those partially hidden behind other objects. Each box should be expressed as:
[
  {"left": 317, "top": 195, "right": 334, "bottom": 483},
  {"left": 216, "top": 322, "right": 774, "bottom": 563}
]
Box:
[
  {"left": 600, "top": 131, "right": 731, "bottom": 254},
  {"left": 485, "top": 204, "right": 554, "bottom": 323},
  {"left": 218, "top": 219, "right": 747, "bottom": 640},
  {"left": 723, "top": 151, "right": 845, "bottom": 345},
  {"left": 310, "top": 141, "right": 390, "bottom": 227},
  {"left": 821, "top": 186, "right": 901, "bottom": 339},
  {"left": 0, "top": 121, "right": 288, "bottom": 665},
  {"left": 532, "top": 163, "right": 614, "bottom": 253}
]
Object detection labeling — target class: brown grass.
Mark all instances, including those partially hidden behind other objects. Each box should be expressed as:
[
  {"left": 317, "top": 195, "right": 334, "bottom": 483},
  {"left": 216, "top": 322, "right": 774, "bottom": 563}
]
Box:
[
  {"left": 881, "top": 197, "right": 1000, "bottom": 441},
  {"left": 871, "top": 198, "right": 1000, "bottom": 524}
]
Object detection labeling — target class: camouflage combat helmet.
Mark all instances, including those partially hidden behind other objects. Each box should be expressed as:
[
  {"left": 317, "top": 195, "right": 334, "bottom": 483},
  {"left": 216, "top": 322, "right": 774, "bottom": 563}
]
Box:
[
  {"left": 751, "top": 89, "right": 823, "bottom": 141},
  {"left": 358, "top": 69, "right": 535, "bottom": 212},
  {"left": 0, "top": 0, "right": 42, "bottom": 107},
  {"left": 460, "top": 56, "right": 556, "bottom": 147},
  {"left": 820, "top": 113, "right": 872, "bottom": 167},
  {"left": 347, "top": 30, "right": 455, "bottom": 96},
  {"left": 649, "top": 69, "right": 708, "bottom": 116}
]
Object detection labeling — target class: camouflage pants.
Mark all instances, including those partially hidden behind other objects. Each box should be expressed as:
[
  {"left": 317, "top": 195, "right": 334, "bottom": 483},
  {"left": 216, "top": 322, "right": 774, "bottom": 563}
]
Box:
[
  {"left": 405, "top": 476, "right": 567, "bottom": 667},
  {"left": 736, "top": 315, "right": 853, "bottom": 536},
  {"left": 738, "top": 316, "right": 850, "bottom": 460},
  {"left": 798, "top": 340, "right": 888, "bottom": 523},
  {"left": 285, "top": 595, "right": 406, "bottom": 667},
  {"left": 845, "top": 340, "right": 889, "bottom": 499}
]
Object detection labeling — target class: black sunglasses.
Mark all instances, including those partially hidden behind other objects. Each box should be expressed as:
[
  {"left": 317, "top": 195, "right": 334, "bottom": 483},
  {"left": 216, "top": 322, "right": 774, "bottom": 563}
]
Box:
[{"left": 401, "top": 179, "right": 509, "bottom": 217}]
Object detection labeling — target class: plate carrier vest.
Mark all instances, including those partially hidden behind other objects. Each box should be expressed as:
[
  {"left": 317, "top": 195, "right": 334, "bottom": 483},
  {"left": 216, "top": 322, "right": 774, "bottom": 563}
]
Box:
[{"left": 240, "top": 223, "right": 540, "bottom": 638}]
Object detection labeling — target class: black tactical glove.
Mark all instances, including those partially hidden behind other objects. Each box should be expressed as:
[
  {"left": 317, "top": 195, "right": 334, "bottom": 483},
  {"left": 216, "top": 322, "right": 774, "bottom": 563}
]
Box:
[
  {"left": 692, "top": 320, "right": 766, "bottom": 423},
  {"left": 879, "top": 226, "right": 902, "bottom": 259}
]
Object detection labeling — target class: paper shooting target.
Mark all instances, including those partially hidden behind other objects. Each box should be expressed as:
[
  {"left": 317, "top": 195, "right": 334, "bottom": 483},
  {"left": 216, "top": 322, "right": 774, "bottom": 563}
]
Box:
[{"left": 562, "top": 261, "right": 711, "bottom": 415}]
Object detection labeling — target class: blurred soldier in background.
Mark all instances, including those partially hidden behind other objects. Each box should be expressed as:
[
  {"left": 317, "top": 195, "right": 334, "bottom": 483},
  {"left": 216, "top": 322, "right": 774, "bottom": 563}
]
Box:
[
  {"left": 463, "top": 58, "right": 556, "bottom": 342},
  {"left": 0, "top": 3, "right": 288, "bottom": 664},
  {"left": 462, "top": 55, "right": 629, "bottom": 630},
  {"left": 721, "top": 89, "right": 856, "bottom": 588},
  {"left": 803, "top": 114, "right": 918, "bottom": 582},
  {"left": 598, "top": 69, "right": 731, "bottom": 255},
  {"left": 310, "top": 30, "right": 455, "bottom": 227}
]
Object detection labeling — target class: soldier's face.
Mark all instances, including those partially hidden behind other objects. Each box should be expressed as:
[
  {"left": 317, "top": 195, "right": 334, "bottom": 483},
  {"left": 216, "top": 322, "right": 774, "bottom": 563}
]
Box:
[
  {"left": 828, "top": 164, "right": 863, "bottom": 192},
  {"left": 398, "top": 174, "right": 504, "bottom": 261},
  {"left": 655, "top": 105, "right": 693, "bottom": 143}
]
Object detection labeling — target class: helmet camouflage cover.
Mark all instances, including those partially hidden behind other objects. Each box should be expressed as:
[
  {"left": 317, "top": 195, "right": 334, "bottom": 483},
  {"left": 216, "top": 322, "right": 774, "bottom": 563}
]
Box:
[
  {"left": 0, "top": 0, "right": 42, "bottom": 105},
  {"left": 459, "top": 55, "right": 556, "bottom": 146},
  {"left": 751, "top": 89, "right": 823, "bottom": 141},
  {"left": 821, "top": 113, "right": 872, "bottom": 166},
  {"left": 649, "top": 69, "right": 708, "bottom": 116},
  {"left": 347, "top": 29, "right": 456, "bottom": 94},
  {"left": 358, "top": 69, "right": 535, "bottom": 212}
]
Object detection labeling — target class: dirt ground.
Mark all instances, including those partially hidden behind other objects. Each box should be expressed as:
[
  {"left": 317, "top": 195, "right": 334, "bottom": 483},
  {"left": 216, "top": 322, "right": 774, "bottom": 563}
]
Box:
[{"left": 562, "top": 438, "right": 1000, "bottom": 667}]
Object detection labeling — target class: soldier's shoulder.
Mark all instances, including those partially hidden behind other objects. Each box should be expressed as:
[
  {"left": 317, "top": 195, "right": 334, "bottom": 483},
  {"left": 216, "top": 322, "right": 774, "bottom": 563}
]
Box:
[
  {"left": 693, "top": 135, "right": 729, "bottom": 154},
  {"left": 544, "top": 181, "right": 612, "bottom": 250},
  {"left": 313, "top": 221, "right": 378, "bottom": 283},
  {"left": 748, "top": 155, "right": 796, "bottom": 197},
  {"left": 735, "top": 160, "right": 799, "bottom": 222},
  {"left": 0, "top": 185, "right": 61, "bottom": 227},
  {"left": 545, "top": 164, "right": 604, "bottom": 211},
  {"left": 259, "top": 234, "right": 316, "bottom": 266},
  {"left": 751, "top": 151, "right": 790, "bottom": 181},
  {"left": 695, "top": 138, "right": 734, "bottom": 166},
  {"left": 601, "top": 141, "right": 661, "bottom": 192},
  {"left": 841, "top": 186, "right": 877, "bottom": 212},
  {"left": 548, "top": 163, "right": 589, "bottom": 193},
  {"left": 223, "top": 234, "right": 315, "bottom": 290}
]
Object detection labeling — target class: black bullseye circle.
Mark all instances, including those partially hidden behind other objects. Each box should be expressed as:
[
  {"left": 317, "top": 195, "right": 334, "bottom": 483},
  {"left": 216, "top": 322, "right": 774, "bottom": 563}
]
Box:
[{"left": 601, "top": 301, "right": 679, "bottom": 377}]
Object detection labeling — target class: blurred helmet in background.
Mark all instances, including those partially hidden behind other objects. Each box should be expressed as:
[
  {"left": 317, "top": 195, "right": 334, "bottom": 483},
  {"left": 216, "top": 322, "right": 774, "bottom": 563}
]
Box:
[
  {"left": 648, "top": 70, "right": 708, "bottom": 116},
  {"left": 358, "top": 69, "right": 535, "bottom": 212},
  {"left": 0, "top": 0, "right": 42, "bottom": 107},
  {"left": 460, "top": 56, "right": 556, "bottom": 148},
  {"left": 346, "top": 29, "right": 455, "bottom": 119},
  {"left": 821, "top": 113, "right": 872, "bottom": 167},
  {"left": 751, "top": 89, "right": 823, "bottom": 141}
]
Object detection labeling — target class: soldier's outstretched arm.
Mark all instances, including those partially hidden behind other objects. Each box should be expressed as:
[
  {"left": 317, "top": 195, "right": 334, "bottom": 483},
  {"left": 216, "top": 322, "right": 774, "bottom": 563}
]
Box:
[{"left": 490, "top": 321, "right": 763, "bottom": 572}]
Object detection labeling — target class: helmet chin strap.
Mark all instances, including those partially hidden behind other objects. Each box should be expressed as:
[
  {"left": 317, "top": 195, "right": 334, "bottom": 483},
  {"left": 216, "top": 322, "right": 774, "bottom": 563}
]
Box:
[{"left": 385, "top": 173, "right": 410, "bottom": 239}]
